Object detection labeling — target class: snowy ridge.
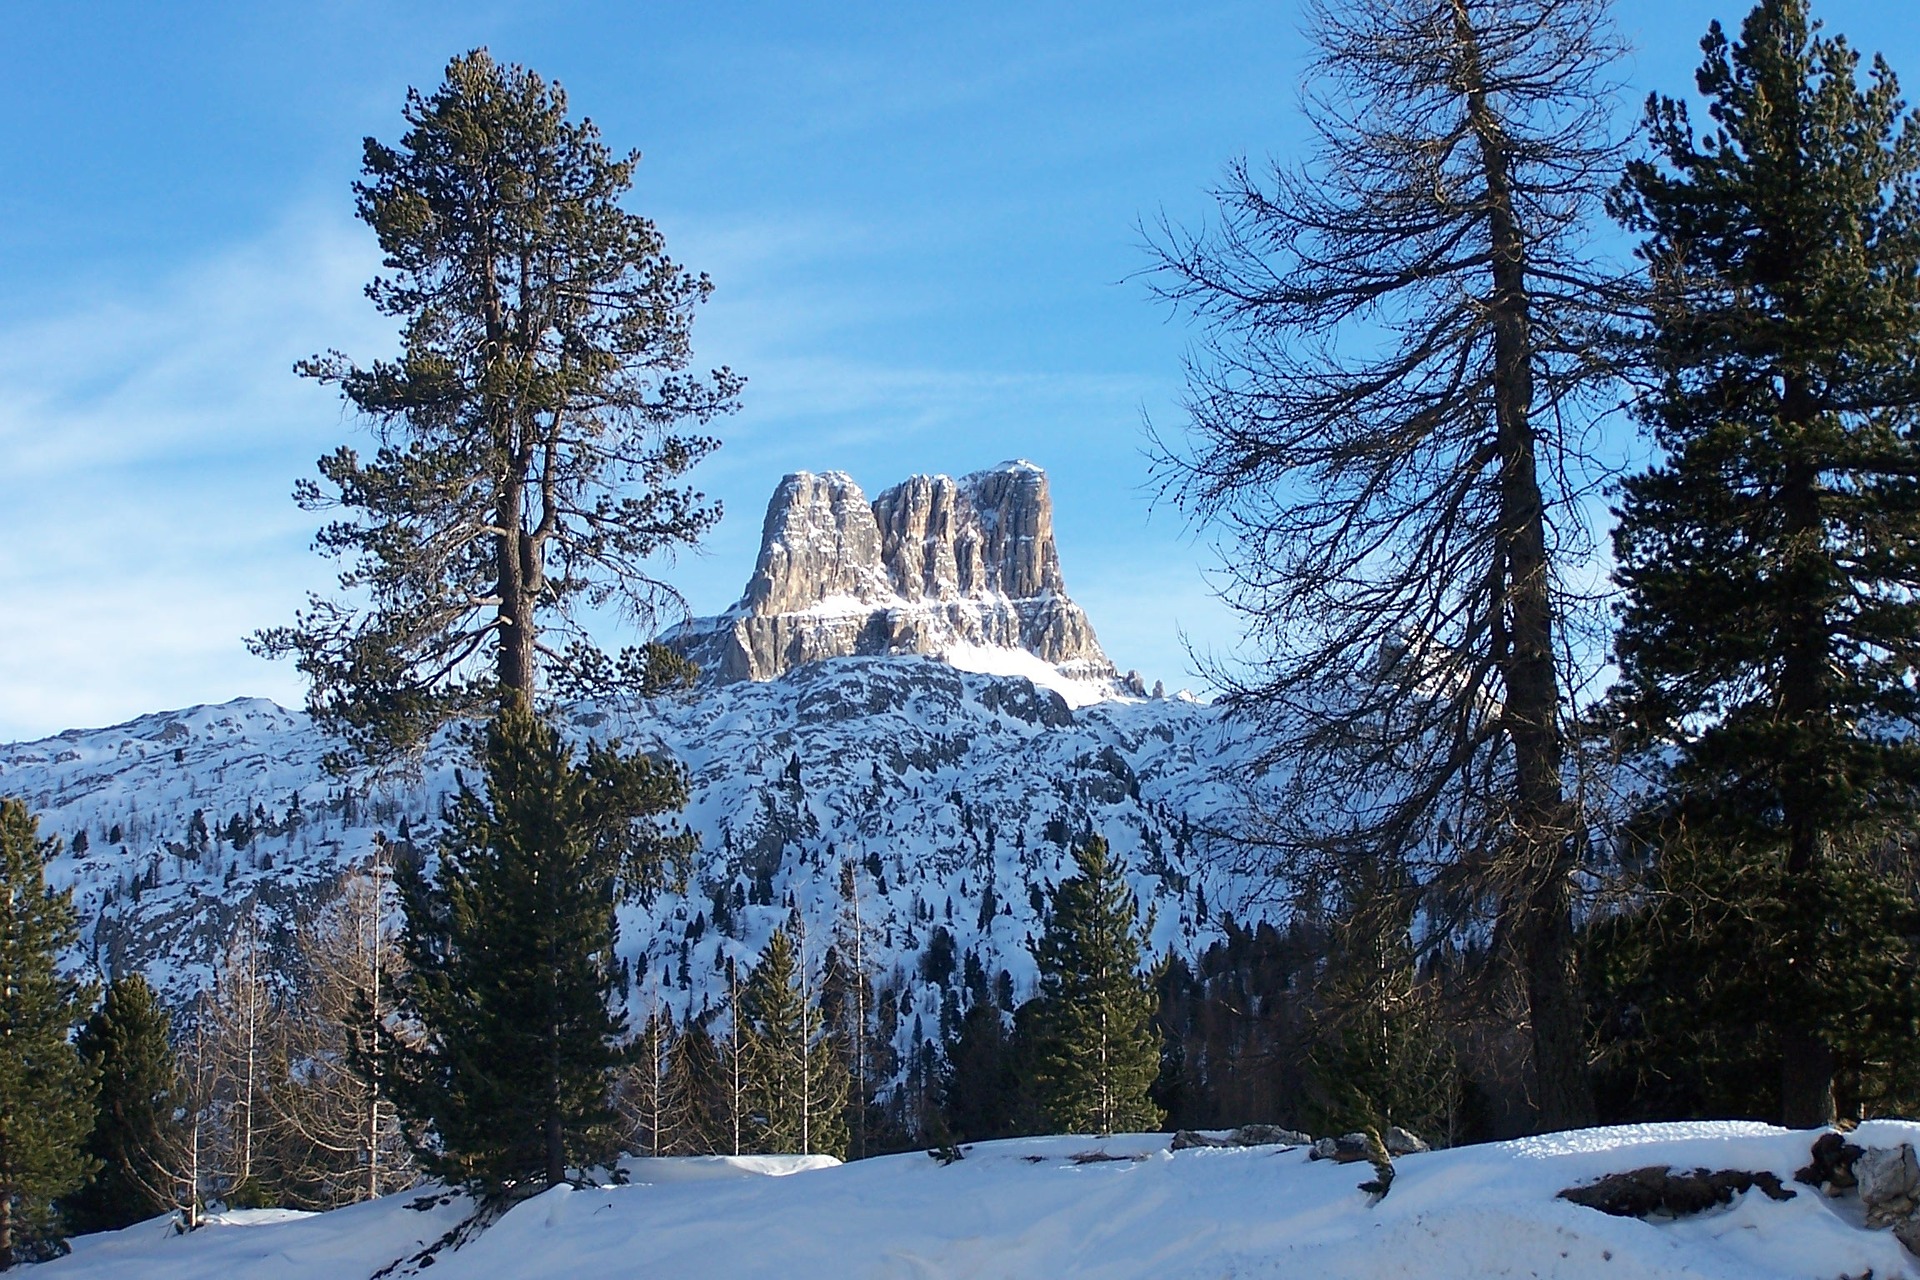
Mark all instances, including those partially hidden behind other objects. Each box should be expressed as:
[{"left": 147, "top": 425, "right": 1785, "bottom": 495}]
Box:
[
  {"left": 0, "top": 658, "right": 1252, "bottom": 1067},
  {"left": 47, "top": 1122, "right": 1920, "bottom": 1278}
]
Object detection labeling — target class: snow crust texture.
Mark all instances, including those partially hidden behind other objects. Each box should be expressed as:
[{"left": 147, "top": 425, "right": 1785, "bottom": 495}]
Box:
[{"left": 48, "top": 1123, "right": 1920, "bottom": 1279}]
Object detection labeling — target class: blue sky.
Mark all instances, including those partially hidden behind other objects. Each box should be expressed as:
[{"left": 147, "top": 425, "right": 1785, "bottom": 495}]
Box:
[{"left": 2, "top": 0, "right": 1915, "bottom": 740}]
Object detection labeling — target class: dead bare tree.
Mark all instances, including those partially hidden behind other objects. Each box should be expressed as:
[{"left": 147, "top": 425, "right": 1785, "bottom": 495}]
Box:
[
  {"left": 271, "top": 853, "right": 414, "bottom": 1207},
  {"left": 206, "top": 913, "right": 278, "bottom": 1197},
  {"left": 1146, "top": 0, "right": 1634, "bottom": 1131}
]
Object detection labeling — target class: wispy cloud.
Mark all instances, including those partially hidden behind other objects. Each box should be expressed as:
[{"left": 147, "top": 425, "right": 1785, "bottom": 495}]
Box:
[
  {"left": 0, "top": 207, "right": 386, "bottom": 740},
  {"left": 0, "top": 200, "right": 1232, "bottom": 741}
]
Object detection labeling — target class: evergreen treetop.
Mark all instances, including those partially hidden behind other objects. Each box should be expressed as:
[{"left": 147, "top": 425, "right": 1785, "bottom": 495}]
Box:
[
  {"left": 252, "top": 48, "right": 738, "bottom": 769},
  {"left": 740, "top": 929, "right": 847, "bottom": 1159},
  {"left": 1609, "top": 0, "right": 1920, "bottom": 1126},
  {"left": 1029, "top": 836, "right": 1163, "bottom": 1137},
  {"left": 0, "top": 798, "right": 97, "bottom": 1268}
]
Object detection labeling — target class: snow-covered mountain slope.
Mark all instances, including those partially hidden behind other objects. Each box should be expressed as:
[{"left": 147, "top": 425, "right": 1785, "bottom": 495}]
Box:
[
  {"left": 0, "top": 657, "right": 1252, "bottom": 1047},
  {"left": 47, "top": 1122, "right": 1920, "bottom": 1279}
]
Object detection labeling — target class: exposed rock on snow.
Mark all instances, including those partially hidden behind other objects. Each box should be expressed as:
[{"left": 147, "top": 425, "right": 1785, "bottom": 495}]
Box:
[
  {"left": 1311, "top": 1133, "right": 1377, "bottom": 1164},
  {"left": 1169, "top": 1124, "right": 1311, "bottom": 1151},
  {"left": 1796, "top": 1129, "right": 1865, "bottom": 1193},
  {"left": 1557, "top": 1165, "right": 1794, "bottom": 1218},
  {"left": 1384, "top": 1125, "right": 1431, "bottom": 1156},
  {"left": 1793, "top": 1129, "right": 1920, "bottom": 1254},
  {"left": 1856, "top": 1141, "right": 1920, "bottom": 1227},
  {"left": 671, "top": 462, "right": 1123, "bottom": 690}
]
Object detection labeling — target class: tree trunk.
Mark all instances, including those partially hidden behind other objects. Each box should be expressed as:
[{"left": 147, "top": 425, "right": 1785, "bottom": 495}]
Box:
[
  {"left": 1453, "top": 0, "right": 1593, "bottom": 1132},
  {"left": 545, "top": 1111, "right": 565, "bottom": 1190},
  {"left": 496, "top": 482, "right": 535, "bottom": 701},
  {"left": 1778, "top": 439, "right": 1836, "bottom": 1128}
]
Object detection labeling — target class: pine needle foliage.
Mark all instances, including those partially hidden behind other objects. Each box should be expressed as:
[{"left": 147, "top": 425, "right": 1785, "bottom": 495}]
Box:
[
  {"left": 1608, "top": 0, "right": 1920, "bottom": 1126},
  {"left": 252, "top": 48, "right": 738, "bottom": 770},
  {"left": 394, "top": 704, "right": 696, "bottom": 1197},
  {"left": 1586, "top": 823, "right": 1920, "bottom": 1124},
  {"left": 0, "top": 798, "right": 96, "bottom": 1268},
  {"left": 66, "top": 975, "right": 182, "bottom": 1235},
  {"left": 739, "top": 929, "right": 848, "bottom": 1159},
  {"left": 1029, "top": 837, "right": 1163, "bottom": 1136}
]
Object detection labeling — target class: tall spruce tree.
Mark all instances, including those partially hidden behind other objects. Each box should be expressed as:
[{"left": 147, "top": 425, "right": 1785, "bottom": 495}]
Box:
[
  {"left": 739, "top": 930, "right": 848, "bottom": 1159},
  {"left": 0, "top": 799, "right": 95, "bottom": 1267},
  {"left": 395, "top": 704, "right": 696, "bottom": 1195},
  {"left": 251, "top": 48, "right": 739, "bottom": 770},
  {"left": 1609, "top": 0, "right": 1920, "bottom": 1127},
  {"left": 1028, "top": 837, "right": 1163, "bottom": 1136},
  {"left": 67, "top": 975, "right": 183, "bottom": 1234}
]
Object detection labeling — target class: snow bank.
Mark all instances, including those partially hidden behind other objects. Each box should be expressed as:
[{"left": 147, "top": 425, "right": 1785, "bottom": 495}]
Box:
[
  {"left": 43, "top": 1123, "right": 1920, "bottom": 1278},
  {"left": 940, "top": 642, "right": 1117, "bottom": 708}
]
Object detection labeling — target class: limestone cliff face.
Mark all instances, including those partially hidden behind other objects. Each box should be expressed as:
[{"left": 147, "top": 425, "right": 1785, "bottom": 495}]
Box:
[
  {"left": 675, "top": 461, "right": 1124, "bottom": 689},
  {"left": 740, "top": 471, "right": 894, "bottom": 615}
]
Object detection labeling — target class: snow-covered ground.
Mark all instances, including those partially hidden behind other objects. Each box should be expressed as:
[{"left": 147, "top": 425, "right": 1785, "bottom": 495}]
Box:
[{"left": 46, "top": 1123, "right": 1920, "bottom": 1278}]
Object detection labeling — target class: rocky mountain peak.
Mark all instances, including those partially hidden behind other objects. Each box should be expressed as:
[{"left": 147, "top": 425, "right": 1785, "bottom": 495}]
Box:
[
  {"left": 741, "top": 471, "right": 894, "bottom": 615},
  {"left": 675, "top": 461, "right": 1129, "bottom": 692},
  {"left": 871, "top": 462, "right": 1065, "bottom": 602}
]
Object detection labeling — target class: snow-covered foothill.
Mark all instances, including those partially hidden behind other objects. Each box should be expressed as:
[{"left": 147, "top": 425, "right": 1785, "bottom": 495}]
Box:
[
  {"left": 42, "top": 1123, "right": 1920, "bottom": 1279},
  {"left": 0, "top": 657, "right": 1259, "bottom": 1079}
]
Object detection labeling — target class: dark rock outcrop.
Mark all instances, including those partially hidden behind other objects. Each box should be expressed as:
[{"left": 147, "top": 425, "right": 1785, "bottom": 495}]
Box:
[
  {"left": 1170, "top": 1125, "right": 1312, "bottom": 1151},
  {"left": 1558, "top": 1166, "right": 1794, "bottom": 1219},
  {"left": 1798, "top": 1130, "right": 1865, "bottom": 1195}
]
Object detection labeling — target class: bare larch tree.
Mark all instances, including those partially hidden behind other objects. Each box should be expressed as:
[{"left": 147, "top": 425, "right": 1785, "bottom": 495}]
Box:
[{"left": 1147, "top": 0, "right": 1631, "bottom": 1130}]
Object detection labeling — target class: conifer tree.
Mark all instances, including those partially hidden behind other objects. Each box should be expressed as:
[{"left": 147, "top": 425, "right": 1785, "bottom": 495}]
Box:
[
  {"left": 1609, "top": 0, "right": 1920, "bottom": 1127},
  {"left": 739, "top": 930, "right": 848, "bottom": 1158},
  {"left": 251, "top": 48, "right": 739, "bottom": 770},
  {"left": 0, "top": 799, "right": 96, "bottom": 1267},
  {"left": 394, "top": 704, "right": 695, "bottom": 1196},
  {"left": 67, "top": 975, "right": 183, "bottom": 1234},
  {"left": 1028, "top": 837, "right": 1163, "bottom": 1136},
  {"left": 1146, "top": 0, "right": 1631, "bottom": 1131}
]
